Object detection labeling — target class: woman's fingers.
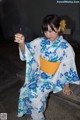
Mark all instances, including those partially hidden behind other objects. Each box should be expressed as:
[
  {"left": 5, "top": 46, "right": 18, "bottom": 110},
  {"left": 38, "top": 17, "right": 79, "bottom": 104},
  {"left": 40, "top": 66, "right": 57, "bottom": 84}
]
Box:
[
  {"left": 63, "top": 88, "right": 73, "bottom": 96},
  {"left": 14, "top": 33, "right": 25, "bottom": 43},
  {"left": 15, "top": 33, "right": 23, "bottom": 40}
]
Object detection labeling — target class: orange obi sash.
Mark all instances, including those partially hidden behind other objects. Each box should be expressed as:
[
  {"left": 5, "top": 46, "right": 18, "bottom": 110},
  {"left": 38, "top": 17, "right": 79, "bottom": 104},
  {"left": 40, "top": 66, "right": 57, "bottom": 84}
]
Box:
[{"left": 40, "top": 56, "right": 61, "bottom": 74}]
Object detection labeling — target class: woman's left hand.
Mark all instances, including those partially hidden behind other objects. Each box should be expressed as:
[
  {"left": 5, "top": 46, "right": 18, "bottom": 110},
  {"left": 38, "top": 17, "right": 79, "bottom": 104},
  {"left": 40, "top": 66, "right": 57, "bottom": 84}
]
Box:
[{"left": 62, "top": 84, "right": 73, "bottom": 96}]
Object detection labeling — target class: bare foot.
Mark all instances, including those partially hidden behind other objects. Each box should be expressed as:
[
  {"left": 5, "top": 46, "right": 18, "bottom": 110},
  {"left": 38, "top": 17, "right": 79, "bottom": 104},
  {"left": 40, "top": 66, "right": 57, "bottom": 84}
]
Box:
[{"left": 62, "top": 84, "right": 73, "bottom": 96}]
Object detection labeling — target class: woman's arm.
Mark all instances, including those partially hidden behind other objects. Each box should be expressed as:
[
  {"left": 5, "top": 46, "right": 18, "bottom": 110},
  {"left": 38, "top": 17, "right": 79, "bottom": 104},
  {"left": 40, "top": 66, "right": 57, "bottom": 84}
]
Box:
[
  {"left": 14, "top": 33, "right": 25, "bottom": 52},
  {"left": 19, "top": 43, "right": 25, "bottom": 52}
]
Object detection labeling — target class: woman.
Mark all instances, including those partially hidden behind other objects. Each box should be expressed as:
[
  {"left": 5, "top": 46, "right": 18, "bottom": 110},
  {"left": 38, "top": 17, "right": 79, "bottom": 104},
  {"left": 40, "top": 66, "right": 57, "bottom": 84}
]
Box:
[{"left": 14, "top": 14, "right": 80, "bottom": 120}]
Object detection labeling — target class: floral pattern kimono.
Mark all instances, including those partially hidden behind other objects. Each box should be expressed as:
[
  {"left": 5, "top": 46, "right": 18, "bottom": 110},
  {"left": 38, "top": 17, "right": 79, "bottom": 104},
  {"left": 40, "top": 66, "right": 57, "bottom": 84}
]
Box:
[{"left": 17, "top": 36, "right": 80, "bottom": 120}]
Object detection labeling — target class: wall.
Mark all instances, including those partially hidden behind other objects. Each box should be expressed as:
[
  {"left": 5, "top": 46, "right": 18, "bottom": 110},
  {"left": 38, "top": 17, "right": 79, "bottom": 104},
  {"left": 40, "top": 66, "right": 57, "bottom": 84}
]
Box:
[{"left": 0, "top": 0, "right": 80, "bottom": 42}]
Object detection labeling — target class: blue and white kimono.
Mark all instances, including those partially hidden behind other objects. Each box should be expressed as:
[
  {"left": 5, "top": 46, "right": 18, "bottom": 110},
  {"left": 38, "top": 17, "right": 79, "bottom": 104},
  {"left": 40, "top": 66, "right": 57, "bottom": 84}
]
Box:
[{"left": 17, "top": 36, "right": 80, "bottom": 120}]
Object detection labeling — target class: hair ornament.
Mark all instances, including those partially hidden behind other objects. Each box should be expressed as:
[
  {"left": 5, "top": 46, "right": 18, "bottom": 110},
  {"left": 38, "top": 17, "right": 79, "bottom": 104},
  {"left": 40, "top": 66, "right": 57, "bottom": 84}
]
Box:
[{"left": 60, "top": 20, "right": 66, "bottom": 32}]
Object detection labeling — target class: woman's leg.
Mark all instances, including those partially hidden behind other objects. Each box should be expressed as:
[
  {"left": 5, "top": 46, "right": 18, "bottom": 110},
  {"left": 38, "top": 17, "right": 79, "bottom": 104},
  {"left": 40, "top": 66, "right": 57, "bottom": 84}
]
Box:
[
  {"left": 28, "top": 81, "right": 53, "bottom": 120},
  {"left": 17, "top": 81, "right": 53, "bottom": 120}
]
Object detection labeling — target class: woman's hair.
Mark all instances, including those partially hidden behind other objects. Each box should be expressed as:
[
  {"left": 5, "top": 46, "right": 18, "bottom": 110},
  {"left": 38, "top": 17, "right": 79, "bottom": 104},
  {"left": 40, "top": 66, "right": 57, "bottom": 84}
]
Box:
[{"left": 41, "top": 14, "right": 66, "bottom": 34}]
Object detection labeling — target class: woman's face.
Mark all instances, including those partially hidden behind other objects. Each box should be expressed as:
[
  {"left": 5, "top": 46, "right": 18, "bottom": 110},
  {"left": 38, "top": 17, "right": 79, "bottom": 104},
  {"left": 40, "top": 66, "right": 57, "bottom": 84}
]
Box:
[{"left": 44, "top": 25, "right": 60, "bottom": 42}]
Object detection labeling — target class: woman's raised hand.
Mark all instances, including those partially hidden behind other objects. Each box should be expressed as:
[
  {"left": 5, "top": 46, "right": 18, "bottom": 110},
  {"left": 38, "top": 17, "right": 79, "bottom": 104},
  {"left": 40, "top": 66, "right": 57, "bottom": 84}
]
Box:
[{"left": 14, "top": 33, "right": 25, "bottom": 44}]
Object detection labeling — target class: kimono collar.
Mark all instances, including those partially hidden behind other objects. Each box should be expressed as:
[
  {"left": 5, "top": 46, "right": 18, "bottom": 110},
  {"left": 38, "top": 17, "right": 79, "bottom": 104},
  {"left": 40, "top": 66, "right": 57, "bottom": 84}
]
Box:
[
  {"left": 41, "top": 35, "right": 63, "bottom": 47},
  {"left": 50, "top": 35, "right": 63, "bottom": 45}
]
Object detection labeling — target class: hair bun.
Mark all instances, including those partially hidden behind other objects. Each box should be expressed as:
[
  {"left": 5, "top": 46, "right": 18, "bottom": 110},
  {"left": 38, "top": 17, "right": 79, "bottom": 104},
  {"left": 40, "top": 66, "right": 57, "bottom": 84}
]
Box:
[{"left": 60, "top": 20, "right": 66, "bottom": 32}]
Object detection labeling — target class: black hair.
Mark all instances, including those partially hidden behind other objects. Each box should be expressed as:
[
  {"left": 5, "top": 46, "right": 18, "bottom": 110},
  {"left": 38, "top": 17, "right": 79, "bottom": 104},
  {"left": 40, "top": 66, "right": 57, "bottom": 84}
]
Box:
[{"left": 41, "top": 14, "right": 61, "bottom": 34}]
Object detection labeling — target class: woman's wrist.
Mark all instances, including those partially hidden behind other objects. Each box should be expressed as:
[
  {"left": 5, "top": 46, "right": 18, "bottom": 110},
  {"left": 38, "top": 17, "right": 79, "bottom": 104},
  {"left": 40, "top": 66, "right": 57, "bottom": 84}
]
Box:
[{"left": 19, "top": 42, "right": 25, "bottom": 52}]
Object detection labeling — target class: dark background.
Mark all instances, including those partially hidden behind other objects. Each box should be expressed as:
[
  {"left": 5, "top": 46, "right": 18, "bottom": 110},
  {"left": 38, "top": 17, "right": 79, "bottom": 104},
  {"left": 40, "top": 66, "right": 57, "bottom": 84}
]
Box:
[{"left": 0, "top": 0, "right": 80, "bottom": 42}]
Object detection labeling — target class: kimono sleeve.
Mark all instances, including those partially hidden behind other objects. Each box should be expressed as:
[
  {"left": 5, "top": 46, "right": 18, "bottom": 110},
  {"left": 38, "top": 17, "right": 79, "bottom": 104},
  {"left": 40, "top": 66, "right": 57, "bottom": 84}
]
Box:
[
  {"left": 62, "top": 57, "right": 80, "bottom": 85},
  {"left": 60, "top": 45, "right": 80, "bottom": 85},
  {"left": 19, "top": 37, "right": 41, "bottom": 61}
]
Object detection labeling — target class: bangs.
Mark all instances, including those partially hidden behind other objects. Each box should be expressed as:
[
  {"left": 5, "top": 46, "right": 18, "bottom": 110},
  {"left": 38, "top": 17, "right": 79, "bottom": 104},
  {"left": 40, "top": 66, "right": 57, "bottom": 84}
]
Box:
[
  {"left": 41, "top": 23, "right": 57, "bottom": 33},
  {"left": 41, "top": 23, "right": 48, "bottom": 33},
  {"left": 49, "top": 23, "right": 57, "bottom": 32}
]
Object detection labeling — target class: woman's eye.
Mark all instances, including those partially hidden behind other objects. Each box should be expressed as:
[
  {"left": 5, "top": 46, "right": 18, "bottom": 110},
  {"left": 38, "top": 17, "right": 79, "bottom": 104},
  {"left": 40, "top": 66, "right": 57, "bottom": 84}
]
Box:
[{"left": 49, "top": 31, "right": 52, "bottom": 33}]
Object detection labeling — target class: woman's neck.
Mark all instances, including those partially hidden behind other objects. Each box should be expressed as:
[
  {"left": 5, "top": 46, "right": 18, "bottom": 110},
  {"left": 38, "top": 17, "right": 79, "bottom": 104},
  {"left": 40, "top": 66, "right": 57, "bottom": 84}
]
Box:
[{"left": 50, "top": 35, "right": 60, "bottom": 44}]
